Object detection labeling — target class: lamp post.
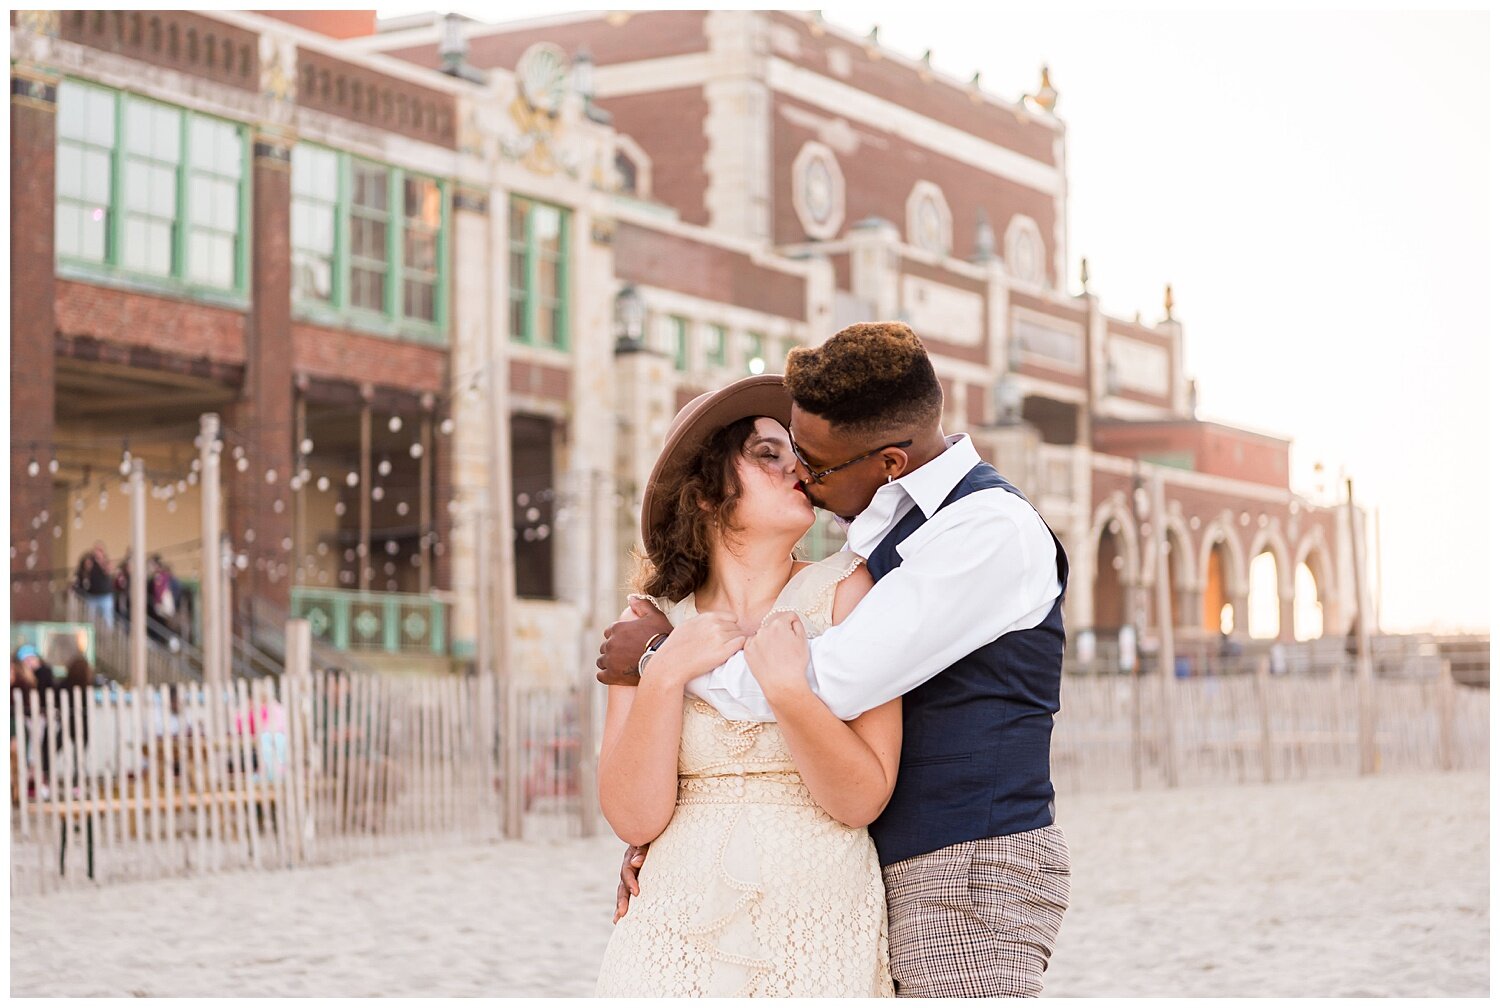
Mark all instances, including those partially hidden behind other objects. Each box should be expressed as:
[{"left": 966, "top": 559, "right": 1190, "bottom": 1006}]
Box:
[{"left": 612, "top": 285, "right": 646, "bottom": 354}]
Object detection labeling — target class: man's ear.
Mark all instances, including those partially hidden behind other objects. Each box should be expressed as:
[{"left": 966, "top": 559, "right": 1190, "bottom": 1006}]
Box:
[{"left": 882, "top": 447, "right": 910, "bottom": 479}]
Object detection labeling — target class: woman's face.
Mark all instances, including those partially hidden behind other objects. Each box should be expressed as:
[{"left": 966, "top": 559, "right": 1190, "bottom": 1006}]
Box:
[{"left": 724, "top": 417, "right": 816, "bottom": 543}]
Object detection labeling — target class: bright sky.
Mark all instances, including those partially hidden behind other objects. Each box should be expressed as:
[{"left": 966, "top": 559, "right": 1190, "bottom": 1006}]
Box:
[{"left": 375, "top": 4, "right": 1492, "bottom": 634}]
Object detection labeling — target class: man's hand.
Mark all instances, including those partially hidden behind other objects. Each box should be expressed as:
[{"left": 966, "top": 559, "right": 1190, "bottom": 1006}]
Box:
[
  {"left": 597, "top": 598, "right": 672, "bottom": 686},
  {"left": 745, "top": 611, "right": 810, "bottom": 702},
  {"left": 613, "top": 843, "right": 648, "bottom": 923},
  {"left": 647, "top": 613, "right": 749, "bottom": 687}
]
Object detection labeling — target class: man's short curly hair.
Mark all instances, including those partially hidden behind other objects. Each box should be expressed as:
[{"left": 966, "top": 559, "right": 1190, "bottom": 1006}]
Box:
[{"left": 785, "top": 321, "right": 943, "bottom": 436}]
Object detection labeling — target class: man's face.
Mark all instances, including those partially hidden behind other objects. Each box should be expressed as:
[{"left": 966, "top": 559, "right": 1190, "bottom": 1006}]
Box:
[{"left": 787, "top": 405, "right": 898, "bottom": 521}]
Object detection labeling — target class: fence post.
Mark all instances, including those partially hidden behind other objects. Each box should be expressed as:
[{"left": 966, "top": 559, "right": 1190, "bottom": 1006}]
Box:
[
  {"left": 1437, "top": 659, "right": 1455, "bottom": 772},
  {"left": 1130, "top": 663, "right": 1142, "bottom": 790},
  {"left": 1255, "top": 656, "right": 1273, "bottom": 783},
  {"left": 285, "top": 619, "right": 312, "bottom": 864}
]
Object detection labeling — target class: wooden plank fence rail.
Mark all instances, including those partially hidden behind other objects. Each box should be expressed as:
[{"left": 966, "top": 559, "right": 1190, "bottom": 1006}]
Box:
[{"left": 10, "top": 663, "right": 1487, "bottom": 895}]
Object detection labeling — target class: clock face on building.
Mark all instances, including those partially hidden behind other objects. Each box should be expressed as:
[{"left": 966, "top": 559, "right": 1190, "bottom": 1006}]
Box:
[{"left": 517, "top": 43, "right": 569, "bottom": 115}]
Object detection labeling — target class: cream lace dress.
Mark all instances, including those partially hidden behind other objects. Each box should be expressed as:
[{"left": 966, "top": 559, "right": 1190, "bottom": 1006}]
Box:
[{"left": 595, "top": 551, "right": 894, "bottom": 998}]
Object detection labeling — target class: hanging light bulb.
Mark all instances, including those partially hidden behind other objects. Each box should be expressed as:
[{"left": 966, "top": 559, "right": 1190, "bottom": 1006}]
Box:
[
  {"left": 396, "top": 501, "right": 410, "bottom": 517},
  {"left": 439, "top": 418, "right": 455, "bottom": 436},
  {"left": 236, "top": 457, "right": 249, "bottom": 473},
  {"left": 300, "top": 438, "right": 314, "bottom": 456},
  {"left": 385, "top": 540, "right": 399, "bottom": 555},
  {"left": 409, "top": 443, "right": 424, "bottom": 459},
  {"left": 334, "top": 501, "right": 347, "bottom": 517},
  {"left": 48, "top": 456, "right": 59, "bottom": 475},
  {"left": 372, "top": 486, "right": 385, "bottom": 502},
  {"left": 317, "top": 476, "right": 331, "bottom": 492},
  {"left": 265, "top": 468, "right": 278, "bottom": 484},
  {"left": 177, "top": 480, "right": 187, "bottom": 493},
  {"left": 346, "top": 472, "right": 359, "bottom": 487},
  {"left": 377, "top": 458, "right": 392, "bottom": 478},
  {"left": 187, "top": 471, "right": 198, "bottom": 486},
  {"left": 27, "top": 457, "right": 40, "bottom": 478},
  {"left": 388, "top": 416, "right": 403, "bottom": 433}
]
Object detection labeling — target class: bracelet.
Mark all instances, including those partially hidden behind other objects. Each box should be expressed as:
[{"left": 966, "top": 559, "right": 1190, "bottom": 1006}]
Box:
[{"left": 637, "top": 633, "right": 668, "bottom": 677}]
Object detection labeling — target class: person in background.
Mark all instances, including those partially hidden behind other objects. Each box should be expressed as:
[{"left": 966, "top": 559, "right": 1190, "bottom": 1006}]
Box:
[{"left": 73, "top": 541, "right": 115, "bottom": 628}]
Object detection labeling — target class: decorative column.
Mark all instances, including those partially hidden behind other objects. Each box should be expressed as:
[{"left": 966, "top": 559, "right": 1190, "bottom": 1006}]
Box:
[{"left": 10, "top": 61, "right": 59, "bottom": 621}]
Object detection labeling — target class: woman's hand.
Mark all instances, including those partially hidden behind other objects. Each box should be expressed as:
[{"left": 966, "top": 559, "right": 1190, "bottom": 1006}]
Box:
[
  {"left": 646, "top": 612, "right": 747, "bottom": 687},
  {"left": 745, "top": 611, "right": 810, "bottom": 703}
]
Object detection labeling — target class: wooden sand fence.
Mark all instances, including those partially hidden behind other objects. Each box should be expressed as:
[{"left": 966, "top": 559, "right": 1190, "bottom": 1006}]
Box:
[
  {"left": 8, "top": 673, "right": 592, "bottom": 895},
  {"left": 1052, "top": 660, "right": 1489, "bottom": 794},
  {"left": 11, "top": 660, "right": 1486, "bottom": 894}
]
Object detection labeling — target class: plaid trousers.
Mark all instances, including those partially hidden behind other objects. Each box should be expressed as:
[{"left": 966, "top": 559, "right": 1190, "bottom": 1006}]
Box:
[{"left": 881, "top": 826, "right": 1070, "bottom": 998}]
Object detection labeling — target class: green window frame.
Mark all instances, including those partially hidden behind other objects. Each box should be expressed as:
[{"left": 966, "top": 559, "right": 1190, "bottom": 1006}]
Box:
[
  {"left": 291, "top": 143, "right": 449, "bottom": 342},
  {"left": 669, "top": 315, "right": 689, "bottom": 371},
  {"left": 744, "top": 331, "right": 767, "bottom": 375},
  {"left": 508, "top": 196, "right": 570, "bottom": 349},
  {"left": 706, "top": 324, "right": 728, "bottom": 368},
  {"left": 55, "top": 79, "right": 249, "bottom": 295}
]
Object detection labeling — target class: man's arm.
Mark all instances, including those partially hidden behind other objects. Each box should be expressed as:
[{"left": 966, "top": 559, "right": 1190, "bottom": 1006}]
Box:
[{"left": 687, "top": 490, "right": 1061, "bottom": 721}]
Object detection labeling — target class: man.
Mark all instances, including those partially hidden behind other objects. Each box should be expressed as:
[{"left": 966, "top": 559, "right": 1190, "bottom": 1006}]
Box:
[{"left": 597, "top": 322, "right": 1070, "bottom": 997}]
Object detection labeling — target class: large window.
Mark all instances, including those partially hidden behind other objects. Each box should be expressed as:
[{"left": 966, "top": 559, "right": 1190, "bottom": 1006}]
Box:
[
  {"left": 743, "top": 331, "right": 767, "bottom": 375},
  {"left": 56, "top": 80, "right": 246, "bottom": 292},
  {"left": 509, "top": 196, "right": 569, "bottom": 349},
  {"left": 705, "top": 324, "right": 728, "bottom": 368},
  {"left": 668, "top": 315, "right": 689, "bottom": 371},
  {"left": 511, "top": 414, "right": 556, "bottom": 599},
  {"left": 291, "top": 144, "right": 448, "bottom": 339}
]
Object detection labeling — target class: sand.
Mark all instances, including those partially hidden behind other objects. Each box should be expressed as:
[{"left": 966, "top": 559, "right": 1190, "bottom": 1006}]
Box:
[{"left": 10, "top": 770, "right": 1488, "bottom": 998}]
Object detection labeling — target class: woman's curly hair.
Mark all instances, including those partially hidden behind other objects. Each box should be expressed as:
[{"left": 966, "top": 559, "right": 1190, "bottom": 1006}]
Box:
[
  {"left": 785, "top": 321, "right": 942, "bottom": 436},
  {"left": 632, "top": 416, "right": 759, "bottom": 603}
]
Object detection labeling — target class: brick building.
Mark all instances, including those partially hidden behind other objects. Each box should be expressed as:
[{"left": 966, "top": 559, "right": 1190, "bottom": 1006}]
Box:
[{"left": 10, "top": 9, "right": 1358, "bottom": 683}]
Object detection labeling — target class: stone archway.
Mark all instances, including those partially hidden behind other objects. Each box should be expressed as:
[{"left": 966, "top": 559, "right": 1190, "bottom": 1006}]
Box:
[
  {"left": 1248, "top": 524, "right": 1293, "bottom": 641},
  {"left": 1198, "top": 516, "right": 1247, "bottom": 636},
  {"left": 1294, "top": 526, "right": 1338, "bottom": 640},
  {"left": 1088, "top": 496, "right": 1140, "bottom": 636}
]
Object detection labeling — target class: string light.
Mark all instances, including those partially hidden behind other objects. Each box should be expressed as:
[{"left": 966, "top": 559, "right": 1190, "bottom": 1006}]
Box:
[
  {"left": 377, "top": 458, "right": 392, "bottom": 478},
  {"left": 27, "top": 457, "right": 40, "bottom": 478},
  {"left": 439, "top": 418, "right": 455, "bottom": 436},
  {"left": 409, "top": 443, "right": 424, "bottom": 459},
  {"left": 388, "top": 416, "right": 403, "bottom": 433},
  {"left": 300, "top": 439, "right": 314, "bottom": 455}
]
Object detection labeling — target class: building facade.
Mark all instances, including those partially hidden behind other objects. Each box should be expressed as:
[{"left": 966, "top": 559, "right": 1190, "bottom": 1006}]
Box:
[{"left": 10, "top": 9, "right": 1359, "bottom": 684}]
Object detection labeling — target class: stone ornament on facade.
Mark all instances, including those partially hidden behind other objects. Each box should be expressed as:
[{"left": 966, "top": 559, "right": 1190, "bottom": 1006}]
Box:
[
  {"left": 906, "top": 181, "right": 951, "bottom": 257},
  {"left": 14, "top": 10, "right": 60, "bottom": 37},
  {"left": 506, "top": 42, "right": 571, "bottom": 175},
  {"left": 1005, "top": 213, "right": 1047, "bottom": 287},
  {"left": 791, "top": 140, "right": 845, "bottom": 240},
  {"left": 259, "top": 33, "right": 297, "bottom": 107}
]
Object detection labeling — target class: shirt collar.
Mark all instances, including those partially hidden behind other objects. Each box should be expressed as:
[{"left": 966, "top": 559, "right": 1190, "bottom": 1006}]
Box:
[
  {"left": 842, "top": 433, "right": 979, "bottom": 558},
  {"left": 896, "top": 433, "right": 980, "bottom": 519}
]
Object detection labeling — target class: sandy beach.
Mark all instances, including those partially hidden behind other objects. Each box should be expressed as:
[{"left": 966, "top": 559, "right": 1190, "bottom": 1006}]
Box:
[{"left": 10, "top": 769, "right": 1488, "bottom": 998}]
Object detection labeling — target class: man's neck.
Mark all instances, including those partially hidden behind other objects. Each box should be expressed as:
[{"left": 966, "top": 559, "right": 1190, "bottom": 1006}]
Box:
[{"left": 900, "top": 428, "right": 953, "bottom": 475}]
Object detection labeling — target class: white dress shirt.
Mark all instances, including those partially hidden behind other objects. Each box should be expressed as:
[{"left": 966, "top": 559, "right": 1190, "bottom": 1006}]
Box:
[{"left": 685, "top": 434, "right": 1062, "bottom": 722}]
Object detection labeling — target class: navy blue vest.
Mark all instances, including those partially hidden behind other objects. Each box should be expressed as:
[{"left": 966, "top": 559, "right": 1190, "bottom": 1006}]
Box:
[{"left": 865, "top": 462, "right": 1068, "bottom": 866}]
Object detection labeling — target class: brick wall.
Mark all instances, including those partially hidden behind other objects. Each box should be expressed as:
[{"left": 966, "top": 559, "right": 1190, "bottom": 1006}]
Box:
[
  {"left": 615, "top": 221, "right": 807, "bottom": 320},
  {"left": 55, "top": 280, "right": 248, "bottom": 366},
  {"left": 290, "top": 323, "right": 448, "bottom": 395},
  {"left": 773, "top": 94, "right": 1060, "bottom": 278}
]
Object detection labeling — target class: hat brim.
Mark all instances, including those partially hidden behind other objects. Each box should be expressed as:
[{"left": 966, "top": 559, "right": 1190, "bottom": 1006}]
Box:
[{"left": 640, "top": 374, "right": 792, "bottom": 555}]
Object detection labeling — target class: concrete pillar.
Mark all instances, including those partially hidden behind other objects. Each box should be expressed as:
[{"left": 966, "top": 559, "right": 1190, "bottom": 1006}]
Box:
[{"left": 10, "top": 67, "right": 59, "bottom": 621}]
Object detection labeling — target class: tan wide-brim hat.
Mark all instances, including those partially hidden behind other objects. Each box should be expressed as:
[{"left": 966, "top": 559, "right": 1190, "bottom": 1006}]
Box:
[{"left": 640, "top": 374, "right": 792, "bottom": 556}]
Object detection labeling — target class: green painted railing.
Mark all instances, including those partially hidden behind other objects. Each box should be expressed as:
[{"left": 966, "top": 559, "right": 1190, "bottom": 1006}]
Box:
[{"left": 290, "top": 588, "right": 448, "bottom": 657}]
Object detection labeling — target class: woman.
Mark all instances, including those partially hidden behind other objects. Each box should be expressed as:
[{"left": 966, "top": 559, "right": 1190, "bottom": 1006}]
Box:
[{"left": 594, "top": 375, "right": 900, "bottom": 997}]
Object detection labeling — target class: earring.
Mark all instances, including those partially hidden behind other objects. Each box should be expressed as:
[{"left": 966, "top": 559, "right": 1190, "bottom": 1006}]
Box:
[{"left": 886, "top": 475, "right": 893, "bottom": 485}]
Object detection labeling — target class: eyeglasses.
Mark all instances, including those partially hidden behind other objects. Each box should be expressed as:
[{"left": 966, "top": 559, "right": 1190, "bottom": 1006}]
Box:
[{"left": 788, "top": 437, "right": 913, "bottom": 485}]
